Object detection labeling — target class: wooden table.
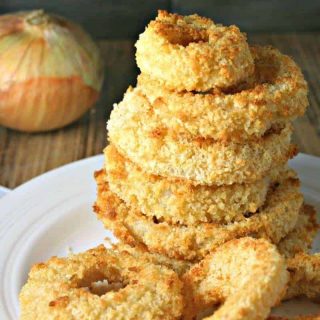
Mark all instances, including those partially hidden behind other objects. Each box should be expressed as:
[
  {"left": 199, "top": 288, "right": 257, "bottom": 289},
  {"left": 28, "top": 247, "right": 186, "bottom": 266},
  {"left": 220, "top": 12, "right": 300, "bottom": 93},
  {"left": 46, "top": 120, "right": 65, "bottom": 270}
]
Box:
[{"left": 1, "top": 33, "right": 320, "bottom": 189}]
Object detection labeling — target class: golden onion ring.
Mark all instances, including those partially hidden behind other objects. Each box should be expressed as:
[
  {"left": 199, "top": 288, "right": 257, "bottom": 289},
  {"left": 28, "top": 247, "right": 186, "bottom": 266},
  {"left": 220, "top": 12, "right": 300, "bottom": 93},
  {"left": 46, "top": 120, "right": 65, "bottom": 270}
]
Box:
[
  {"left": 278, "top": 204, "right": 318, "bottom": 258},
  {"left": 285, "top": 252, "right": 320, "bottom": 300},
  {"left": 182, "top": 237, "right": 288, "bottom": 320},
  {"left": 19, "top": 245, "right": 184, "bottom": 320},
  {"left": 135, "top": 10, "right": 254, "bottom": 91}
]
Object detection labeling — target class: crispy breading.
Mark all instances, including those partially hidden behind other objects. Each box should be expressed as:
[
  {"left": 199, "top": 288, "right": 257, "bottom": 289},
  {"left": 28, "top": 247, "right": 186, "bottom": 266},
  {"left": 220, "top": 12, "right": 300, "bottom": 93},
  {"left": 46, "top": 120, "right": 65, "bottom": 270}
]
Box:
[
  {"left": 285, "top": 253, "right": 320, "bottom": 300},
  {"left": 182, "top": 237, "right": 288, "bottom": 320},
  {"left": 135, "top": 10, "right": 254, "bottom": 91},
  {"left": 94, "top": 169, "right": 302, "bottom": 261},
  {"left": 111, "top": 204, "right": 318, "bottom": 278},
  {"left": 19, "top": 245, "right": 184, "bottom": 320},
  {"left": 278, "top": 205, "right": 318, "bottom": 258},
  {"left": 108, "top": 95, "right": 296, "bottom": 185},
  {"left": 105, "top": 144, "right": 296, "bottom": 224},
  {"left": 112, "top": 242, "right": 192, "bottom": 276},
  {"left": 137, "top": 45, "right": 308, "bottom": 141}
]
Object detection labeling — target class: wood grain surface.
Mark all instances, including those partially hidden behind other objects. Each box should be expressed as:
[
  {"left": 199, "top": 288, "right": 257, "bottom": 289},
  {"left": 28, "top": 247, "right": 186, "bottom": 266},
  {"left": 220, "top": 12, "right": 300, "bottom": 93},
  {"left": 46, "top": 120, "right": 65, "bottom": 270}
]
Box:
[{"left": 0, "top": 34, "right": 319, "bottom": 188}]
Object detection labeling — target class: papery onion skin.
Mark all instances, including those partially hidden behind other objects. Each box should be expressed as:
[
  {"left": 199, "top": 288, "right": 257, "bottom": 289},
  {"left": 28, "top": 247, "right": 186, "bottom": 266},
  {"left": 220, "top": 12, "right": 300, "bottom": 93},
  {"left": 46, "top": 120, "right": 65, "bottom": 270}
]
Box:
[{"left": 0, "top": 10, "right": 104, "bottom": 132}]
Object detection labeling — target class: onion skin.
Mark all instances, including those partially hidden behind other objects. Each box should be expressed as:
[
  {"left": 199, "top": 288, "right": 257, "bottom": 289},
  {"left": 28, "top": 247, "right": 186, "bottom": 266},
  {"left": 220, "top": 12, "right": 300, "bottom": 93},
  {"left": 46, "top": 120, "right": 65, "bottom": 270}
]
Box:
[
  {"left": 0, "top": 77, "right": 99, "bottom": 131},
  {"left": 0, "top": 10, "right": 104, "bottom": 132}
]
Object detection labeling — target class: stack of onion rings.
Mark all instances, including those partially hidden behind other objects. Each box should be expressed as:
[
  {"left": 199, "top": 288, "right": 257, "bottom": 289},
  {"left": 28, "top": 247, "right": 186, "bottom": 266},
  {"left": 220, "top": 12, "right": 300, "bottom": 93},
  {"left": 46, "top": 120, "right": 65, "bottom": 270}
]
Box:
[
  {"left": 20, "top": 9, "right": 316, "bottom": 319},
  {"left": 135, "top": 10, "right": 254, "bottom": 91},
  {"left": 20, "top": 245, "right": 184, "bottom": 319},
  {"left": 105, "top": 10, "right": 313, "bottom": 318},
  {"left": 94, "top": 169, "right": 303, "bottom": 261}
]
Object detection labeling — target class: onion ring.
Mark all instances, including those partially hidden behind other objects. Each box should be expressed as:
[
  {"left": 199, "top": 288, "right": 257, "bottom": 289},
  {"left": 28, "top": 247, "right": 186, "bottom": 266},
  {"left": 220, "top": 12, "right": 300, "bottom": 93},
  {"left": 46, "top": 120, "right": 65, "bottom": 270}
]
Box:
[
  {"left": 278, "top": 204, "right": 318, "bottom": 258},
  {"left": 94, "top": 169, "right": 302, "bottom": 260},
  {"left": 285, "top": 252, "right": 320, "bottom": 300},
  {"left": 108, "top": 95, "right": 296, "bottom": 185},
  {"left": 136, "top": 45, "right": 308, "bottom": 141},
  {"left": 105, "top": 144, "right": 295, "bottom": 224},
  {"left": 19, "top": 245, "right": 184, "bottom": 320},
  {"left": 182, "top": 237, "right": 288, "bottom": 320},
  {"left": 135, "top": 10, "right": 254, "bottom": 91}
]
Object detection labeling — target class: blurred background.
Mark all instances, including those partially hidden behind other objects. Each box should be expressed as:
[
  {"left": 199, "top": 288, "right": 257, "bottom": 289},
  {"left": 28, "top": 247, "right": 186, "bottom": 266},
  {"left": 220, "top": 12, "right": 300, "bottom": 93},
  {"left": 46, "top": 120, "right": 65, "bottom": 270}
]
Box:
[
  {"left": 2, "top": 0, "right": 320, "bottom": 36},
  {"left": 1, "top": 0, "right": 320, "bottom": 188}
]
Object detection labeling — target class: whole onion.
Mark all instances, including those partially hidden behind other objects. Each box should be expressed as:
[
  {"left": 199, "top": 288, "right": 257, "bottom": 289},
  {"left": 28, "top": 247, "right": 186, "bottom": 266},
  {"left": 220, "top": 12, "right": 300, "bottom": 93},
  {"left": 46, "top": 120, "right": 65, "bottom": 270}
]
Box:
[{"left": 0, "top": 10, "right": 104, "bottom": 132}]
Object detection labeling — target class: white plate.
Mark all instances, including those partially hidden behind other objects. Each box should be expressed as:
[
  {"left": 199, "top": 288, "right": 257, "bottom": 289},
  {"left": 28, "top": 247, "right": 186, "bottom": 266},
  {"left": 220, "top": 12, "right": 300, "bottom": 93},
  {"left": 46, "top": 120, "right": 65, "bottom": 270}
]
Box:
[
  {"left": 0, "top": 186, "right": 10, "bottom": 199},
  {"left": 0, "top": 153, "right": 319, "bottom": 319}
]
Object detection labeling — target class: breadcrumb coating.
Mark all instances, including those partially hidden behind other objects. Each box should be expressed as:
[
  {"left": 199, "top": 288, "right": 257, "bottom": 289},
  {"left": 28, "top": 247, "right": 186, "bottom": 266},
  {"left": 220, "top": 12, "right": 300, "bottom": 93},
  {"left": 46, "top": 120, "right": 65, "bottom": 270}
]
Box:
[
  {"left": 19, "top": 245, "right": 184, "bottom": 320},
  {"left": 182, "top": 237, "right": 288, "bottom": 320},
  {"left": 109, "top": 210, "right": 320, "bottom": 311},
  {"left": 110, "top": 204, "right": 318, "bottom": 275},
  {"left": 137, "top": 45, "right": 307, "bottom": 141},
  {"left": 285, "top": 253, "right": 320, "bottom": 300},
  {"left": 94, "top": 169, "right": 302, "bottom": 261},
  {"left": 105, "top": 144, "right": 295, "bottom": 225},
  {"left": 108, "top": 96, "right": 296, "bottom": 185},
  {"left": 278, "top": 204, "right": 318, "bottom": 258},
  {"left": 112, "top": 242, "right": 192, "bottom": 276},
  {"left": 135, "top": 10, "right": 254, "bottom": 91}
]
